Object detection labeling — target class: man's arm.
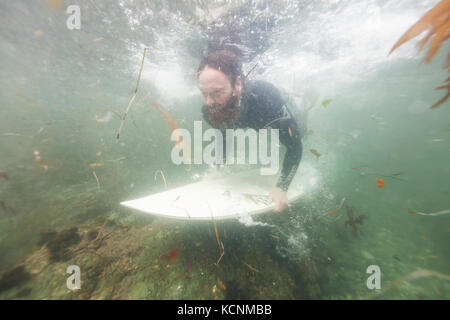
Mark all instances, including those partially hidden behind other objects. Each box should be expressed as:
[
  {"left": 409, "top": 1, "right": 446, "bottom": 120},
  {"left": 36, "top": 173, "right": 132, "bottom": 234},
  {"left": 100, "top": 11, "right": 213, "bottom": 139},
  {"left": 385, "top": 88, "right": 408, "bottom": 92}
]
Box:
[
  {"left": 247, "top": 81, "right": 303, "bottom": 192},
  {"left": 275, "top": 117, "right": 303, "bottom": 191}
]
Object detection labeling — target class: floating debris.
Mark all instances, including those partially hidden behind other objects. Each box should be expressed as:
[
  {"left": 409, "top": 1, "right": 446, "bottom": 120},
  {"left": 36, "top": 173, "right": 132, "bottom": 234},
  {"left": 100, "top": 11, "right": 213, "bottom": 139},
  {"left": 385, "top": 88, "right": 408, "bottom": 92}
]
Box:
[
  {"left": 217, "top": 280, "right": 226, "bottom": 290},
  {"left": 352, "top": 167, "right": 406, "bottom": 181},
  {"left": 209, "top": 204, "right": 224, "bottom": 265},
  {"left": 15, "top": 92, "right": 36, "bottom": 104},
  {"left": 1, "top": 201, "right": 16, "bottom": 214},
  {"left": 154, "top": 169, "right": 167, "bottom": 188},
  {"left": 94, "top": 112, "right": 113, "bottom": 123},
  {"left": 44, "top": 0, "right": 64, "bottom": 10},
  {"left": 116, "top": 48, "right": 147, "bottom": 142},
  {"left": 33, "top": 126, "right": 45, "bottom": 138},
  {"left": 319, "top": 197, "right": 346, "bottom": 217},
  {"left": 376, "top": 177, "right": 385, "bottom": 188},
  {"left": 245, "top": 62, "right": 258, "bottom": 79},
  {"left": 242, "top": 261, "right": 260, "bottom": 273},
  {"left": 106, "top": 157, "right": 126, "bottom": 162},
  {"left": 1, "top": 133, "right": 27, "bottom": 137},
  {"left": 310, "top": 149, "right": 321, "bottom": 159},
  {"left": 33, "top": 149, "right": 49, "bottom": 171},
  {"left": 95, "top": 109, "right": 122, "bottom": 123},
  {"left": 89, "top": 161, "right": 104, "bottom": 168},
  {"left": 0, "top": 172, "right": 8, "bottom": 180},
  {"left": 92, "top": 171, "right": 101, "bottom": 191},
  {"left": 410, "top": 208, "right": 450, "bottom": 216},
  {"left": 263, "top": 116, "right": 290, "bottom": 129}
]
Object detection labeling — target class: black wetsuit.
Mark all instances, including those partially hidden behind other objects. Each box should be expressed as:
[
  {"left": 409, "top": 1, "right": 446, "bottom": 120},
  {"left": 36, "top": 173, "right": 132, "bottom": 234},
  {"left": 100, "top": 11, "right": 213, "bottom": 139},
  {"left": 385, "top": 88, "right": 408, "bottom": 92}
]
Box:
[{"left": 202, "top": 80, "right": 303, "bottom": 191}]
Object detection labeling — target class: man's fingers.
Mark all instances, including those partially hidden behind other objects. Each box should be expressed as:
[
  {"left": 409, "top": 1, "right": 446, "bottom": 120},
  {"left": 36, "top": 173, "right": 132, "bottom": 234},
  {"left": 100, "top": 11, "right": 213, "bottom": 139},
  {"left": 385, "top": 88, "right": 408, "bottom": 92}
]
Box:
[{"left": 275, "top": 201, "right": 283, "bottom": 213}]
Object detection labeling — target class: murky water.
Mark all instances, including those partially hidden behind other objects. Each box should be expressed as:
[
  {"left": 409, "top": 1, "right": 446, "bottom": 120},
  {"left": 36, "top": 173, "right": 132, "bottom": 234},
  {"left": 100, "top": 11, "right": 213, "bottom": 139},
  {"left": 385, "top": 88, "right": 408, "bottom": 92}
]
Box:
[{"left": 0, "top": 0, "right": 449, "bottom": 299}]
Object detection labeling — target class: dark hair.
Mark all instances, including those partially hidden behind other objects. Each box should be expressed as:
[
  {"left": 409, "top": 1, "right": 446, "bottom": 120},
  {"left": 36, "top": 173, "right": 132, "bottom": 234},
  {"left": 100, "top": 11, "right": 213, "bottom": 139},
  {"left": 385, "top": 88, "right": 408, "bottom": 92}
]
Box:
[{"left": 197, "top": 50, "right": 243, "bottom": 86}]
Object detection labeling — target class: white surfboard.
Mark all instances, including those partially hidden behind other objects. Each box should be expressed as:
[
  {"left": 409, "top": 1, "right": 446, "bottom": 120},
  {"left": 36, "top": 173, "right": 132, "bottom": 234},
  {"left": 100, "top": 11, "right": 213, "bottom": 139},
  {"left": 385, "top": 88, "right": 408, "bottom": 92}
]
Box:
[{"left": 120, "top": 165, "right": 318, "bottom": 220}]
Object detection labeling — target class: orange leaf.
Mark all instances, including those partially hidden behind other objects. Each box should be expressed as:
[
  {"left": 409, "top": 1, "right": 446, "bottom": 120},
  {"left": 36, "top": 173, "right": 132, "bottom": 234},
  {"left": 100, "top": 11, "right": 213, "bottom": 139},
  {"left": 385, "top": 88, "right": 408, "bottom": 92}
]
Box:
[
  {"left": 389, "top": 0, "right": 450, "bottom": 56},
  {"left": 426, "top": 19, "right": 450, "bottom": 63},
  {"left": 218, "top": 280, "right": 226, "bottom": 290},
  {"left": 376, "top": 177, "right": 385, "bottom": 188}
]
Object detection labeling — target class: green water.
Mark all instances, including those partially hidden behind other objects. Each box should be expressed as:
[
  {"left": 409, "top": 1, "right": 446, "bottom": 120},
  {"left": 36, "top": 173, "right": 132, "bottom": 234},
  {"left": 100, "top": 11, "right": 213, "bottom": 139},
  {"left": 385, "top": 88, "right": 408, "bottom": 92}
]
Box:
[{"left": 0, "top": 0, "right": 449, "bottom": 299}]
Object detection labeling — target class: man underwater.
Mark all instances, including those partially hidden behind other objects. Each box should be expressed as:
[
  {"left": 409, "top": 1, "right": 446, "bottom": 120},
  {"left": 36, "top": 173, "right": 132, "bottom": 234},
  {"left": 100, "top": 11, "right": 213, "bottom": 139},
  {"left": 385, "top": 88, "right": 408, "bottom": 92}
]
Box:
[{"left": 197, "top": 50, "right": 304, "bottom": 213}]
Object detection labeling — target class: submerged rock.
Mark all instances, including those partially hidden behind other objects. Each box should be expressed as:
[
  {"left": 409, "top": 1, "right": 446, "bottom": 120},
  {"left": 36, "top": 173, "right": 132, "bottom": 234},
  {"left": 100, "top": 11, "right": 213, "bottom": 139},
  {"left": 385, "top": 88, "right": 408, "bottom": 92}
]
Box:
[
  {"left": 39, "top": 227, "right": 81, "bottom": 262},
  {"left": 0, "top": 265, "right": 31, "bottom": 293}
]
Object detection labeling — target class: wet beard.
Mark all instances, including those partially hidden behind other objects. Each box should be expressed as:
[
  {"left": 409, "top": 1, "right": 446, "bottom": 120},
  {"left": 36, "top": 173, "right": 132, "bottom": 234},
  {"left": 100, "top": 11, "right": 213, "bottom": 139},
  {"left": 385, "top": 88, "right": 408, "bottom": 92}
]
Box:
[{"left": 205, "top": 94, "right": 240, "bottom": 129}]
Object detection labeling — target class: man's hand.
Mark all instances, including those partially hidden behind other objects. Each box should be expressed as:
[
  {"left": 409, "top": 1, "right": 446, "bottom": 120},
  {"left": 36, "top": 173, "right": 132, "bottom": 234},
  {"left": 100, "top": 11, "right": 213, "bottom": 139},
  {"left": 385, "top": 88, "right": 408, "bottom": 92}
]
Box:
[{"left": 269, "top": 187, "right": 288, "bottom": 212}]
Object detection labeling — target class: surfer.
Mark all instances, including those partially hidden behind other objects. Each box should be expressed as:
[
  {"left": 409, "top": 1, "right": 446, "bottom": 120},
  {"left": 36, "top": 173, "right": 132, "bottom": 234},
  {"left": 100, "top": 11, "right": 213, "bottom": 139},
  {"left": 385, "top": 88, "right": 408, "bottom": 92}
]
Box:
[{"left": 197, "top": 50, "right": 304, "bottom": 213}]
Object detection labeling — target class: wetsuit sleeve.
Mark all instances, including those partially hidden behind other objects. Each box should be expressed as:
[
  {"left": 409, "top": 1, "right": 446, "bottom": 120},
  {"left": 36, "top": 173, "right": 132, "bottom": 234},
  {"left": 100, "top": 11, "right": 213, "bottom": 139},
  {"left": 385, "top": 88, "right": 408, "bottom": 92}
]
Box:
[
  {"left": 274, "top": 117, "right": 302, "bottom": 191},
  {"left": 246, "top": 81, "right": 303, "bottom": 192}
]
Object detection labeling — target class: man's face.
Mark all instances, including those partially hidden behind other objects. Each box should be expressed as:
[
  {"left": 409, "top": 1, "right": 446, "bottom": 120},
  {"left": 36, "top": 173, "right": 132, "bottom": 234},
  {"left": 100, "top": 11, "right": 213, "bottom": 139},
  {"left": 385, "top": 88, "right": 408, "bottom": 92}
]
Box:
[{"left": 198, "top": 66, "right": 240, "bottom": 128}]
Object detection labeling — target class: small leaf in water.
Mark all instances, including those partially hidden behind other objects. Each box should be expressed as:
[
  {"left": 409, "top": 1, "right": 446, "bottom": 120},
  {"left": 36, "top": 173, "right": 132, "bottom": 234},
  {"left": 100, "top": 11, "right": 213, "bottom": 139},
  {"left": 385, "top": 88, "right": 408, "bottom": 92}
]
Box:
[
  {"left": 322, "top": 99, "right": 332, "bottom": 107},
  {"left": 376, "top": 177, "right": 385, "bottom": 188},
  {"left": 167, "top": 249, "right": 180, "bottom": 261}
]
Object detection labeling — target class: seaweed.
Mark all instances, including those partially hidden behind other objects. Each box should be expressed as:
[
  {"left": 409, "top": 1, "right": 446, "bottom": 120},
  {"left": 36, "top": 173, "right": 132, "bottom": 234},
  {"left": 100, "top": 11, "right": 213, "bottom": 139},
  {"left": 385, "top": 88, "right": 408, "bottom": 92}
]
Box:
[
  {"left": 87, "top": 229, "right": 99, "bottom": 241},
  {"left": 15, "top": 287, "right": 32, "bottom": 298},
  {"left": 225, "top": 280, "right": 251, "bottom": 300},
  {"left": 344, "top": 206, "right": 368, "bottom": 238},
  {"left": 389, "top": 0, "right": 450, "bottom": 109},
  {"left": 0, "top": 266, "right": 31, "bottom": 293},
  {"left": 43, "top": 227, "right": 81, "bottom": 262},
  {"left": 36, "top": 229, "right": 58, "bottom": 246}
]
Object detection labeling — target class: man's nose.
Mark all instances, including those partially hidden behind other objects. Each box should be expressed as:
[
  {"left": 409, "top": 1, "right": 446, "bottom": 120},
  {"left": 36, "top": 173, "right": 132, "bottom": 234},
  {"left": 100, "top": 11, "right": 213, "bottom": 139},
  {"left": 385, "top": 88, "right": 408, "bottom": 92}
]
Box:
[{"left": 205, "top": 94, "right": 214, "bottom": 106}]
